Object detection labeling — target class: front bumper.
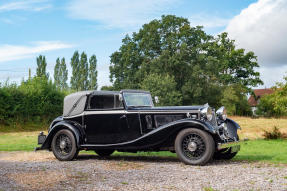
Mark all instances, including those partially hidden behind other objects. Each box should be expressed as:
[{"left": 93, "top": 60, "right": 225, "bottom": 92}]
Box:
[
  {"left": 35, "top": 132, "right": 46, "bottom": 151},
  {"left": 38, "top": 132, "right": 46, "bottom": 145},
  {"left": 217, "top": 141, "right": 243, "bottom": 153}
]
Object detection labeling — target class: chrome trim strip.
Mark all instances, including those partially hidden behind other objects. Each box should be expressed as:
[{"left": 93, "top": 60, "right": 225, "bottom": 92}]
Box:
[{"left": 63, "top": 110, "right": 199, "bottom": 119}]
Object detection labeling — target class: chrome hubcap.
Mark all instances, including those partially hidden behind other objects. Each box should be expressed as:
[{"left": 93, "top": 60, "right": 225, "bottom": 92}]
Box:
[
  {"left": 60, "top": 140, "right": 67, "bottom": 149},
  {"left": 187, "top": 142, "right": 197, "bottom": 152}
]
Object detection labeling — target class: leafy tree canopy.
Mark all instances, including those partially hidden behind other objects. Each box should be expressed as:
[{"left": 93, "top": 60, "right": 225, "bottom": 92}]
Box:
[
  {"left": 257, "top": 77, "right": 287, "bottom": 117},
  {"left": 109, "top": 15, "right": 263, "bottom": 107},
  {"left": 88, "top": 55, "right": 98, "bottom": 90},
  {"left": 54, "top": 58, "right": 68, "bottom": 91},
  {"left": 36, "top": 55, "right": 49, "bottom": 79},
  {"left": 140, "top": 73, "right": 182, "bottom": 106}
]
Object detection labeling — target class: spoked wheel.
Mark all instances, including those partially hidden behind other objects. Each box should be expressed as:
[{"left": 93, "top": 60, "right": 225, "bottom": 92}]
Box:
[
  {"left": 95, "top": 149, "right": 114, "bottom": 157},
  {"left": 175, "top": 128, "right": 215, "bottom": 165},
  {"left": 51, "top": 129, "right": 78, "bottom": 161}
]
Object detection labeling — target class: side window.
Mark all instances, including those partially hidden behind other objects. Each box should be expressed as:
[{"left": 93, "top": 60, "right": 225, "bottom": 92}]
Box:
[
  {"left": 88, "top": 94, "right": 123, "bottom": 110},
  {"left": 89, "top": 95, "right": 114, "bottom": 109}
]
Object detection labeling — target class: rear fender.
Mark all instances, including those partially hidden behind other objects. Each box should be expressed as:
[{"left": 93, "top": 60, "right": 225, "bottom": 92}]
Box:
[{"left": 40, "top": 121, "right": 84, "bottom": 150}]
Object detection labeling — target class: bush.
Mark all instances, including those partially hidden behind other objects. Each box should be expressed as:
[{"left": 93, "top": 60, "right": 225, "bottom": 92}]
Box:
[
  {"left": 263, "top": 126, "right": 287, "bottom": 139},
  {"left": 0, "top": 77, "right": 66, "bottom": 127}
]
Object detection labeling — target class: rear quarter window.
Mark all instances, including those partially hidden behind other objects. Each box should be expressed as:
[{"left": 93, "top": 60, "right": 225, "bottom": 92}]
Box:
[{"left": 88, "top": 94, "right": 123, "bottom": 110}]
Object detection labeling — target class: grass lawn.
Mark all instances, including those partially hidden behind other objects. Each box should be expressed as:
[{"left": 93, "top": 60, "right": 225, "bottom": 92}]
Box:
[
  {"left": 0, "top": 131, "right": 41, "bottom": 151},
  {"left": 1, "top": 131, "right": 287, "bottom": 164}
]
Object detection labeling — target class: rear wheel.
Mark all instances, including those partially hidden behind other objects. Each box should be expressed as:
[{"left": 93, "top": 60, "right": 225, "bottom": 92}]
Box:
[
  {"left": 95, "top": 149, "right": 114, "bottom": 157},
  {"left": 175, "top": 128, "right": 215, "bottom": 165},
  {"left": 51, "top": 129, "right": 78, "bottom": 161}
]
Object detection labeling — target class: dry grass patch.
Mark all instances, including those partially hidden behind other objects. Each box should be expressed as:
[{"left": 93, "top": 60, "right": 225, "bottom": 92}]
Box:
[
  {"left": 0, "top": 151, "right": 55, "bottom": 162},
  {"left": 103, "top": 160, "right": 145, "bottom": 171},
  {"left": 0, "top": 131, "right": 44, "bottom": 136},
  {"left": 230, "top": 116, "right": 287, "bottom": 139},
  {"left": 7, "top": 170, "right": 67, "bottom": 190}
]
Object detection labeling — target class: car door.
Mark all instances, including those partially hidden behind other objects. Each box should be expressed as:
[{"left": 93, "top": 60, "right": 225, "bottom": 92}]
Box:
[{"left": 84, "top": 94, "right": 129, "bottom": 144}]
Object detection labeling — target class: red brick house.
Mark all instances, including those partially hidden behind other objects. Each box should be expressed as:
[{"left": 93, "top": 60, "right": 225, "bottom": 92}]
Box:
[{"left": 248, "top": 88, "right": 274, "bottom": 114}]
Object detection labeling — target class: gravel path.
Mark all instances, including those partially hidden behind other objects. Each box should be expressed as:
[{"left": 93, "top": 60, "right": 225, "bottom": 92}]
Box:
[{"left": 0, "top": 151, "right": 287, "bottom": 191}]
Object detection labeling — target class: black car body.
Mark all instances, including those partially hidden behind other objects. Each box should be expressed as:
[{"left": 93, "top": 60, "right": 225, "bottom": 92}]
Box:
[{"left": 36, "top": 90, "right": 241, "bottom": 165}]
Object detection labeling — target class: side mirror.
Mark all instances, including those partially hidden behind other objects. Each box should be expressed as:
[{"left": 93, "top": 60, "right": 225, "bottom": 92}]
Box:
[
  {"left": 154, "top": 96, "right": 159, "bottom": 104},
  {"left": 119, "top": 94, "right": 123, "bottom": 101}
]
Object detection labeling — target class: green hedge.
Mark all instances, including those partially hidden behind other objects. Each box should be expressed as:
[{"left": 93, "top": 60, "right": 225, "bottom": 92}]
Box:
[{"left": 0, "top": 77, "right": 65, "bottom": 126}]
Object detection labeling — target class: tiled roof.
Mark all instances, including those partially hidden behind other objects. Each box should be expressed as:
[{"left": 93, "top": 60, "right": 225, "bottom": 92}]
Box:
[{"left": 248, "top": 88, "right": 274, "bottom": 107}]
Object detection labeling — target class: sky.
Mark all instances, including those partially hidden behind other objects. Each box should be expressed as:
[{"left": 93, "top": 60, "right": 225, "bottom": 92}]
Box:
[{"left": 0, "top": 0, "right": 286, "bottom": 89}]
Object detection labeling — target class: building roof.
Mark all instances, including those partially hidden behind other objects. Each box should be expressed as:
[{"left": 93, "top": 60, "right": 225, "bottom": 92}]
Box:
[{"left": 248, "top": 88, "right": 274, "bottom": 107}]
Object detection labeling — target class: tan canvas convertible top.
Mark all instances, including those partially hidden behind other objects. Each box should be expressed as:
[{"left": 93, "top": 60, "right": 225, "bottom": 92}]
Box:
[{"left": 63, "top": 90, "right": 121, "bottom": 117}]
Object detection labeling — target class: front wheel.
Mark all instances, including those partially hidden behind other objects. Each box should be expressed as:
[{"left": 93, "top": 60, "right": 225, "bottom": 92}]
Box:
[
  {"left": 51, "top": 129, "right": 78, "bottom": 161},
  {"left": 175, "top": 128, "right": 215, "bottom": 165}
]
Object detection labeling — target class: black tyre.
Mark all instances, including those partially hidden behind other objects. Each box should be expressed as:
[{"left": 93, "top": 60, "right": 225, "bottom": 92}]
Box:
[
  {"left": 213, "top": 148, "right": 238, "bottom": 160},
  {"left": 51, "top": 129, "right": 78, "bottom": 161},
  {"left": 175, "top": 128, "right": 215, "bottom": 165},
  {"left": 95, "top": 149, "right": 114, "bottom": 157}
]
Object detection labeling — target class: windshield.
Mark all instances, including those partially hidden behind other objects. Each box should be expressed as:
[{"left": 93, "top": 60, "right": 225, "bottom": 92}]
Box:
[{"left": 123, "top": 92, "right": 153, "bottom": 107}]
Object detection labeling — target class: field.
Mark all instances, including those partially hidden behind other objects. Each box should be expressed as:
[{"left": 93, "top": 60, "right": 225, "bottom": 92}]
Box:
[
  {"left": 231, "top": 116, "right": 287, "bottom": 139},
  {"left": 1, "top": 116, "right": 287, "bottom": 164}
]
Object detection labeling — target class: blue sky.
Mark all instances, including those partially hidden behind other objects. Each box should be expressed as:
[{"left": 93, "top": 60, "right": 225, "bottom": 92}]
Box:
[{"left": 0, "top": 0, "right": 286, "bottom": 88}]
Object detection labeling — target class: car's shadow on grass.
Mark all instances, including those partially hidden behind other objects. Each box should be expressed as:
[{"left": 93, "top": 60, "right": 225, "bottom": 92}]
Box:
[
  {"left": 77, "top": 154, "right": 180, "bottom": 163},
  {"left": 76, "top": 153, "right": 247, "bottom": 166}
]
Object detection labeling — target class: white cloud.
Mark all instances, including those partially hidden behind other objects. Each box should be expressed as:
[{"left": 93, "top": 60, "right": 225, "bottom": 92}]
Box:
[
  {"left": 0, "top": 0, "right": 52, "bottom": 12},
  {"left": 0, "top": 41, "right": 73, "bottom": 63},
  {"left": 257, "top": 65, "right": 287, "bottom": 88},
  {"left": 226, "top": 0, "right": 287, "bottom": 67},
  {"left": 189, "top": 14, "right": 230, "bottom": 29},
  {"left": 67, "top": 0, "right": 177, "bottom": 28}
]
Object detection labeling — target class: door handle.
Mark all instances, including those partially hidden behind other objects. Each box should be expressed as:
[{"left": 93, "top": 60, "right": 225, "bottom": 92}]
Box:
[{"left": 120, "top": 114, "right": 126, "bottom": 119}]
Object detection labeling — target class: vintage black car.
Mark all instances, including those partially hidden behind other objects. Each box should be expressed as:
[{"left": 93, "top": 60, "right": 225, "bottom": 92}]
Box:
[{"left": 36, "top": 90, "right": 241, "bottom": 165}]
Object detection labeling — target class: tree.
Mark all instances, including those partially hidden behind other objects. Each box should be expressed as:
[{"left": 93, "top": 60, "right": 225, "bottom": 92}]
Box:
[
  {"left": 70, "top": 51, "right": 80, "bottom": 90},
  {"left": 140, "top": 73, "right": 182, "bottom": 106},
  {"left": 109, "top": 15, "right": 263, "bottom": 106},
  {"left": 207, "top": 32, "right": 263, "bottom": 88},
  {"left": 221, "top": 84, "right": 251, "bottom": 116},
  {"left": 88, "top": 55, "right": 98, "bottom": 90},
  {"left": 54, "top": 58, "right": 61, "bottom": 88},
  {"left": 257, "top": 77, "right": 287, "bottom": 117},
  {"left": 79, "top": 52, "right": 89, "bottom": 90},
  {"left": 36, "top": 55, "right": 49, "bottom": 79},
  {"left": 54, "top": 58, "right": 68, "bottom": 91}
]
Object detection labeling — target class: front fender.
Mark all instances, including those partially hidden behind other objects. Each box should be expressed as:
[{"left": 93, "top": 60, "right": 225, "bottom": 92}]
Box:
[
  {"left": 40, "top": 121, "right": 84, "bottom": 150},
  {"left": 224, "top": 118, "right": 241, "bottom": 140},
  {"left": 226, "top": 118, "right": 241, "bottom": 129},
  {"left": 161, "top": 118, "right": 217, "bottom": 134}
]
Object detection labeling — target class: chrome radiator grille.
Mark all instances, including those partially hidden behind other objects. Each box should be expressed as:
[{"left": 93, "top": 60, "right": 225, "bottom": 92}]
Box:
[{"left": 210, "top": 110, "right": 218, "bottom": 127}]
